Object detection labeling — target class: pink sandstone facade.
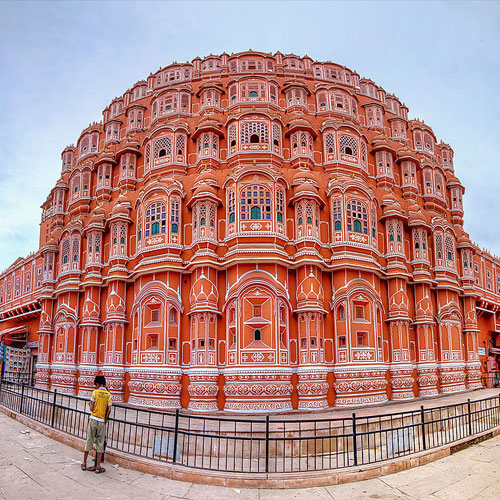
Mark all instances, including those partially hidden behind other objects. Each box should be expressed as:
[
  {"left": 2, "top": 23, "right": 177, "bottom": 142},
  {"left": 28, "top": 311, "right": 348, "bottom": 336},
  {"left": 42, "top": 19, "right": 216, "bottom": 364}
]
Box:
[{"left": 0, "top": 51, "right": 499, "bottom": 412}]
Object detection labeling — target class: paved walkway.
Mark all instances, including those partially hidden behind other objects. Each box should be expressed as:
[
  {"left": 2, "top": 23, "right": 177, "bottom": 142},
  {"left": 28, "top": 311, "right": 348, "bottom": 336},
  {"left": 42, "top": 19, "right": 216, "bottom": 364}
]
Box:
[{"left": 1, "top": 412, "right": 499, "bottom": 500}]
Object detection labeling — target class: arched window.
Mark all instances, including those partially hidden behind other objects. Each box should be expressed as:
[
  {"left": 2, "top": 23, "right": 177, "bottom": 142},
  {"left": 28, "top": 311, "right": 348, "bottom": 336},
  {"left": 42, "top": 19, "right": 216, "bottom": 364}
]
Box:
[
  {"left": 240, "top": 122, "right": 269, "bottom": 145},
  {"left": 229, "top": 125, "right": 237, "bottom": 149},
  {"left": 339, "top": 135, "right": 358, "bottom": 158},
  {"left": 445, "top": 235, "right": 455, "bottom": 265},
  {"left": 170, "top": 198, "right": 180, "bottom": 234},
  {"left": 145, "top": 202, "right": 166, "bottom": 237},
  {"left": 240, "top": 185, "right": 272, "bottom": 220},
  {"left": 154, "top": 136, "right": 172, "bottom": 162},
  {"left": 71, "top": 236, "right": 80, "bottom": 264},
  {"left": 325, "top": 132, "right": 336, "bottom": 160},
  {"left": 137, "top": 209, "right": 142, "bottom": 242},
  {"left": 228, "top": 189, "right": 236, "bottom": 223},
  {"left": 297, "top": 204, "right": 303, "bottom": 227},
  {"left": 333, "top": 198, "right": 342, "bottom": 231},
  {"left": 337, "top": 305, "right": 345, "bottom": 321},
  {"left": 276, "top": 188, "right": 284, "bottom": 223},
  {"left": 346, "top": 200, "right": 368, "bottom": 234},
  {"left": 435, "top": 232, "right": 443, "bottom": 260}
]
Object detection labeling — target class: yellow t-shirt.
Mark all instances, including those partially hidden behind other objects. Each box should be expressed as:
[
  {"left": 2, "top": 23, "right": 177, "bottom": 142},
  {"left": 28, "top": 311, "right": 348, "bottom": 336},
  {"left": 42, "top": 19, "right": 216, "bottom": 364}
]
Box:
[{"left": 90, "top": 387, "right": 112, "bottom": 422}]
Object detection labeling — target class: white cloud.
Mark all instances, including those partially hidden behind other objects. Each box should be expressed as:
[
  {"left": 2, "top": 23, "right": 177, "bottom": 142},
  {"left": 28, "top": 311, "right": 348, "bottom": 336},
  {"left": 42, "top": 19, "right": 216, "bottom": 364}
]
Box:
[{"left": 1, "top": 1, "right": 499, "bottom": 269}]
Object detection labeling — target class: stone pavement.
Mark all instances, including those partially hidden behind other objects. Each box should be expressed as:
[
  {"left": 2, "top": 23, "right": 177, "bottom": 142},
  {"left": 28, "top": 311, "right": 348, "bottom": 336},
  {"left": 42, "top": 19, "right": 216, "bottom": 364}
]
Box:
[{"left": 1, "top": 412, "right": 499, "bottom": 500}]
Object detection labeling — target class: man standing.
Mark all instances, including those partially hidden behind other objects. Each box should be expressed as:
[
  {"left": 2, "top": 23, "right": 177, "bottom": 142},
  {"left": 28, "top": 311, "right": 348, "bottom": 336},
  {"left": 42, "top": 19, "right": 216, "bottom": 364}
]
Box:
[{"left": 81, "top": 375, "right": 112, "bottom": 473}]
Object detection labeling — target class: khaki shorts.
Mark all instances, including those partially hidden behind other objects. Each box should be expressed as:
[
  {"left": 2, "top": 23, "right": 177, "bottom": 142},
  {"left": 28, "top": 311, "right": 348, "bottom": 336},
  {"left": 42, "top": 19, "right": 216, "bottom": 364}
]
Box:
[{"left": 85, "top": 419, "right": 106, "bottom": 453}]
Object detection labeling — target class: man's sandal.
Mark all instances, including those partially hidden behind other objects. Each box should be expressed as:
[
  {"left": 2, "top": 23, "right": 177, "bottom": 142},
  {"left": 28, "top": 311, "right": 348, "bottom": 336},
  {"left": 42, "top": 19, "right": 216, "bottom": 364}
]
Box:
[
  {"left": 86, "top": 466, "right": 96, "bottom": 472},
  {"left": 95, "top": 467, "right": 106, "bottom": 474},
  {"left": 81, "top": 464, "right": 87, "bottom": 471}
]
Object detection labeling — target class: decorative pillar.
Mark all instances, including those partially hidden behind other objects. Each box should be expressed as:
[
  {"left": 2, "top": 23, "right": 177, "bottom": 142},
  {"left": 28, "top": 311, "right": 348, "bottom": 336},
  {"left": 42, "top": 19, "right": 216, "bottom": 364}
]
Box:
[
  {"left": 187, "top": 267, "right": 220, "bottom": 411},
  {"left": 295, "top": 266, "right": 328, "bottom": 410}
]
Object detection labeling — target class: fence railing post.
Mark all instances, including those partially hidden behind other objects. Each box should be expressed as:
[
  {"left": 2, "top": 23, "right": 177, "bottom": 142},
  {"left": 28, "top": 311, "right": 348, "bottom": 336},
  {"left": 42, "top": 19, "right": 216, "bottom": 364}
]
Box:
[
  {"left": 172, "top": 408, "right": 179, "bottom": 464},
  {"left": 20, "top": 383, "right": 25, "bottom": 414},
  {"left": 420, "top": 405, "right": 426, "bottom": 450},
  {"left": 467, "top": 398, "right": 473, "bottom": 436},
  {"left": 50, "top": 389, "right": 58, "bottom": 427},
  {"left": 352, "top": 413, "right": 358, "bottom": 467},
  {"left": 265, "top": 415, "right": 270, "bottom": 473}
]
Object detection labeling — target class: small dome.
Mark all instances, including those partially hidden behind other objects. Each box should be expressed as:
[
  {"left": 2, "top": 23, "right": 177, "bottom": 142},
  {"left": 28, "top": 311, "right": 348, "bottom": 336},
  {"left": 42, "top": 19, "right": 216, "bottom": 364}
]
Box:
[
  {"left": 193, "top": 184, "right": 217, "bottom": 197},
  {"left": 294, "top": 182, "right": 318, "bottom": 196},
  {"left": 111, "top": 202, "right": 128, "bottom": 216}
]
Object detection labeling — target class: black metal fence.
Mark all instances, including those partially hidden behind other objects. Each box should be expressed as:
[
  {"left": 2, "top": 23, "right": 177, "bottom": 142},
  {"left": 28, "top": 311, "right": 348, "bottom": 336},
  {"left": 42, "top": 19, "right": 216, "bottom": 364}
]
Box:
[{"left": 0, "top": 379, "right": 499, "bottom": 474}]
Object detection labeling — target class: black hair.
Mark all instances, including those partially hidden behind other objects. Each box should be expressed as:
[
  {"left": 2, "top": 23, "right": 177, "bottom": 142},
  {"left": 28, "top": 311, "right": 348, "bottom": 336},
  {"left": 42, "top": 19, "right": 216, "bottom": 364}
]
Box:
[{"left": 94, "top": 375, "right": 106, "bottom": 387}]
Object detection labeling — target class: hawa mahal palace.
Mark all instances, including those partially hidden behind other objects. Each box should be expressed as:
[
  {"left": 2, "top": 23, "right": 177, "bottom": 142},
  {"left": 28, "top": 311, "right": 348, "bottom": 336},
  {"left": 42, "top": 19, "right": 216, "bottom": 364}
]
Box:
[{"left": 1, "top": 51, "right": 499, "bottom": 413}]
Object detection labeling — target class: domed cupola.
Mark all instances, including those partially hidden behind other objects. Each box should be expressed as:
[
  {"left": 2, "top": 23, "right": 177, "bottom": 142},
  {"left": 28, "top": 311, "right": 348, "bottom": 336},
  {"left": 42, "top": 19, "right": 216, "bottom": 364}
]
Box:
[
  {"left": 296, "top": 266, "right": 325, "bottom": 311},
  {"left": 189, "top": 267, "right": 219, "bottom": 313}
]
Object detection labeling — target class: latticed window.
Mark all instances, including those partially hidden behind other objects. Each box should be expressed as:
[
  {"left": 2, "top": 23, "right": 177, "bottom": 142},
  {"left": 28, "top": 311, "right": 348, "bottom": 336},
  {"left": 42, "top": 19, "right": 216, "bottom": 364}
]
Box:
[
  {"left": 144, "top": 144, "right": 151, "bottom": 170},
  {"left": 229, "top": 84, "right": 237, "bottom": 101},
  {"left": 170, "top": 198, "right": 180, "bottom": 233},
  {"left": 325, "top": 132, "right": 335, "bottom": 156},
  {"left": 209, "top": 204, "right": 216, "bottom": 228},
  {"left": 414, "top": 132, "right": 423, "bottom": 150},
  {"left": 120, "top": 224, "right": 126, "bottom": 245},
  {"left": 145, "top": 202, "right": 166, "bottom": 237},
  {"left": 435, "top": 172, "right": 444, "bottom": 198},
  {"left": 297, "top": 203, "right": 303, "bottom": 226},
  {"left": 445, "top": 236, "right": 455, "bottom": 263},
  {"left": 371, "top": 206, "right": 377, "bottom": 239},
  {"left": 240, "top": 185, "right": 272, "bottom": 220},
  {"left": 137, "top": 209, "right": 143, "bottom": 241},
  {"left": 424, "top": 133, "right": 433, "bottom": 152},
  {"left": 240, "top": 122, "right": 269, "bottom": 144},
  {"left": 333, "top": 198, "right": 342, "bottom": 231},
  {"left": 94, "top": 233, "right": 101, "bottom": 259},
  {"left": 272, "top": 124, "right": 281, "bottom": 148},
  {"left": 331, "top": 92, "right": 350, "bottom": 114},
  {"left": 435, "top": 232, "right": 444, "bottom": 260},
  {"left": 413, "top": 228, "right": 428, "bottom": 261},
  {"left": 241, "top": 81, "right": 266, "bottom": 100},
  {"left": 154, "top": 136, "right": 172, "bottom": 159},
  {"left": 229, "top": 125, "right": 237, "bottom": 149},
  {"left": 360, "top": 141, "right": 367, "bottom": 166},
  {"left": 317, "top": 91, "right": 328, "bottom": 109},
  {"left": 7, "top": 282, "right": 12, "bottom": 301},
  {"left": 228, "top": 189, "right": 236, "bottom": 223},
  {"left": 305, "top": 202, "right": 315, "bottom": 225},
  {"left": 62, "top": 239, "right": 70, "bottom": 265},
  {"left": 276, "top": 188, "right": 284, "bottom": 222},
  {"left": 71, "top": 237, "right": 80, "bottom": 263},
  {"left": 176, "top": 135, "right": 186, "bottom": 157},
  {"left": 346, "top": 200, "right": 368, "bottom": 234},
  {"left": 339, "top": 135, "right": 358, "bottom": 157},
  {"left": 286, "top": 88, "right": 306, "bottom": 107}
]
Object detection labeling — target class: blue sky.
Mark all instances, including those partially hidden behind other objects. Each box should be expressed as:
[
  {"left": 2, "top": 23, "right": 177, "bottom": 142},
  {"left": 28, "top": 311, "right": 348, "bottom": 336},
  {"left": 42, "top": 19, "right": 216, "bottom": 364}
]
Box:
[{"left": 0, "top": 1, "right": 499, "bottom": 271}]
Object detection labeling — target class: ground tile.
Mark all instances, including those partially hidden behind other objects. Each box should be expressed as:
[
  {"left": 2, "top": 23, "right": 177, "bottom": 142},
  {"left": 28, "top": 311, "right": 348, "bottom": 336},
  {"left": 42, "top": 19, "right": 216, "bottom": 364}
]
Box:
[
  {"left": 129, "top": 473, "right": 193, "bottom": 497},
  {"left": 326, "top": 478, "right": 411, "bottom": 500},
  {"left": 260, "top": 486, "right": 333, "bottom": 500},
  {"left": 432, "top": 473, "right": 496, "bottom": 500},
  {"left": 184, "top": 483, "right": 259, "bottom": 500}
]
